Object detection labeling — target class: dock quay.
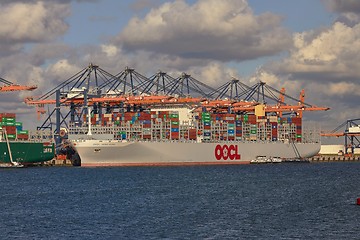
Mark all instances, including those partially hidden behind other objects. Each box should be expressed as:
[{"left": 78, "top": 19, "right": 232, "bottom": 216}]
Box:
[
  {"left": 31, "top": 158, "right": 73, "bottom": 167},
  {"left": 308, "top": 155, "right": 360, "bottom": 162}
]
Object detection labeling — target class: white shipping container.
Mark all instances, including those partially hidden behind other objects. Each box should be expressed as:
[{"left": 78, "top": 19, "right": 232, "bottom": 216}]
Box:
[
  {"left": 348, "top": 126, "right": 360, "bottom": 133},
  {"left": 319, "top": 145, "right": 344, "bottom": 155}
]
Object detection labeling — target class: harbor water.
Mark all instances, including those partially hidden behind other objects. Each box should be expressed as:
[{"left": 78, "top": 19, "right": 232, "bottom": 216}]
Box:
[{"left": 1, "top": 162, "right": 360, "bottom": 239}]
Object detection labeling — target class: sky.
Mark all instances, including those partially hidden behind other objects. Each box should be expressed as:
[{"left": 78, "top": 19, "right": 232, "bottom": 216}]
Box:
[{"left": 1, "top": 0, "right": 360, "bottom": 141}]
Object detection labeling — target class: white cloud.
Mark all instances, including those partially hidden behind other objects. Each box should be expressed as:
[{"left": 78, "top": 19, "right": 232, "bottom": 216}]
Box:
[
  {"left": 101, "top": 44, "right": 119, "bottom": 57},
  {"left": 0, "top": 2, "right": 70, "bottom": 44},
  {"left": 324, "top": 82, "right": 360, "bottom": 96},
  {"left": 46, "top": 59, "right": 82, "bottom": 83},
  {"left": 117, "top": 0, "right": 291, "bottom": 61},
  {"left": 185, "top": 62, "right": 238, "bottom": 87},
  {"left": 270, "top": 21, "right": 360, "bottom": 83}
]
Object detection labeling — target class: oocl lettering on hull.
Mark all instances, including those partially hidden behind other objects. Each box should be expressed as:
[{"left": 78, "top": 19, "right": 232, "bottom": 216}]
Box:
[{"left": 215, "top": 144, "right": 241, "bottom": 160}]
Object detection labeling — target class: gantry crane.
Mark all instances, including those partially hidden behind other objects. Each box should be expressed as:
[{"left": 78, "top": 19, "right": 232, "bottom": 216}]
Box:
[
  {"left": 321, "top": 118, "right": 360, "bottom": 156},
  {"left": 24, "top": 63, "right": 330, "bottom": 148}
]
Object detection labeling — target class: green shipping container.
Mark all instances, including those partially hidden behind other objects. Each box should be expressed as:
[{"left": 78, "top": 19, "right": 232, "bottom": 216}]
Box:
[
  {"left": 17, "top": 130, "right": 29, "bottom": 134},
  {"left": 2, "top": 122, "right": 15, "bottom": 126},
  {"left": 15, "top": 122, "right": 23, "bottom": 126},
  {"left": 6, "top": 134, "right": 16, "bottom": 139},
  {"left": 3, "top": 118, "right": 15, "bottom": 123}
]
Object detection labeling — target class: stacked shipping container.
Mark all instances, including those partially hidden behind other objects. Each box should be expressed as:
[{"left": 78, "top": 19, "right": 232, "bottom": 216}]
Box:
[
  {"left": 77, "top": 110, "right": 303, "bottom": 143},
  {"left": 0, "top": 113, "right": 29, "bottom": 140}
]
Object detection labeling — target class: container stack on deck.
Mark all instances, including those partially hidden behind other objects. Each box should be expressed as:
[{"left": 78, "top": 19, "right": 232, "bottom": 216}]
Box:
[
  {"left": 0, "top": 113, "right": 29, "bottom": 140},
  {"left": 73, "top": 109, "right": 306, "bottom": 143}
]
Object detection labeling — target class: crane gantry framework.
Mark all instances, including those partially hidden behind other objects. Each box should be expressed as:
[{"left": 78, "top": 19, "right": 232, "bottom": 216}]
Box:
[
  {"left": 23, "top": 63, "right": 329, "bottom": 140},
  {"left": 321, "top": 118, "right": 360, "bottom": 155},
  {"left": 0, "top": 77, "right": 37, "bottom": 92}
]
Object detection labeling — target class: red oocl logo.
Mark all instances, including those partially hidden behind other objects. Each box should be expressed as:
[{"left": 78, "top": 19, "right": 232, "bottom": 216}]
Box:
[{"left": 215, "top": 144, "right": 241, "bottom": 160}]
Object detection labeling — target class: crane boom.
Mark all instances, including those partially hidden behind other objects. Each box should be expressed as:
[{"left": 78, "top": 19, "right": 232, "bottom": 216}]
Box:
[
  {"left": 0, "top": 77, "right": 37, "bottom": 92},
  {"left": 0, "top": 84, "right": 37, "bottom": 92}
]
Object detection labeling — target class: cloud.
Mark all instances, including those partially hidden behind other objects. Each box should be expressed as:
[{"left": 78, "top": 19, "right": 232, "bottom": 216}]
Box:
[
  {"left": 0, "top": 2, "right": 70, "bottom": 44},
  {"left": 270, "top": 21, "right": 360, "bottom": 83},
  {"left": 0, "top": 0, "right": 98, "bottom": 4},
  {"left": 181, "top": 62, "right": 238, "bottom": 87},
  {"left": 117, "top": 0, "right": 292, "bottom": 62},
  {"left": 322, "top": 0, "right": 360, "bottom": 26},
  {"left": 130, "top": 0, "right": 165, "bottom": 12},
  {"left": 101, "top": 44, "right": 119, "bottom": 57},
  {"left": 0, "top": 0, "right": 352, "bottom": 131},
  {"left": 46, "top": 59, "right": 83, "bottom": 83},
  {"left": 323, "top": 0, "right": 360, "bottom": 14},
  {"left": 263, "top": 19, "right": 360, "bottom": 126},
  {"left": 325, "top": 82, "right": 360, "bottom": 96}
]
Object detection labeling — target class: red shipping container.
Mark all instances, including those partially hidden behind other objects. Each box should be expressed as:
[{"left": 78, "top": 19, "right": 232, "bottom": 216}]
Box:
[
  {"left": 291, "top": 117, "right": 302, "bottom": 124},
  {"left": 17, "top": 134, "right": 29, "bottom": 140},
  {"left": 189, "top": 129, "right": 197, "bottom": 134},
  {"left": 272, "top": 130, "right": 278, "bottom": 137},
  {"left": 3, "top": 126, "right": 16, "bottom": 134},
  {"left": 142, "top": 134, "right": 151, "bottom": 139},
  {"left": 3, "top": 113, "right": 16, "bottom": 118},
  {"left": 171, "top": 132, "right": 179, "bottom": 139}
]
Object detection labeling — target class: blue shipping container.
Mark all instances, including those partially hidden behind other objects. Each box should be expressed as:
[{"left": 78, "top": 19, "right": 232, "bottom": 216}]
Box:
[{"left": 171, "top": 128, "right": 179, "bottom": 132}]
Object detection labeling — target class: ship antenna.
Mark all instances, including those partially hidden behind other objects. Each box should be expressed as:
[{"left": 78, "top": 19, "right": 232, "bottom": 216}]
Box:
[{"left": 87, "top": 107, "right": 92, "bottom": 136}]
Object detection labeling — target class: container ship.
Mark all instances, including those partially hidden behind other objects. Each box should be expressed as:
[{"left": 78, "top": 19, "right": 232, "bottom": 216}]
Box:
[
  {"left": 22, "top": 65, "right": 327, "bottom": 167},
  {"left": 0, "top": 113, "right": 55, "bottom": 167},
  {"left": 68, "top": 106, "right": 321, "bottom": 167}
]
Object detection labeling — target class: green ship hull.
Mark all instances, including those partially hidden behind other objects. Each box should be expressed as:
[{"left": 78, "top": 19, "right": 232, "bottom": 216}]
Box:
[{"left": 0, "top": 141, "right": 55, "bottom": 165}]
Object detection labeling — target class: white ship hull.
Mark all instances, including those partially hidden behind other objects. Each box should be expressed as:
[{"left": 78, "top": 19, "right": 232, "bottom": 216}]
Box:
[{"left": 71, "top": 140, "right": 320, "bottom": 167}]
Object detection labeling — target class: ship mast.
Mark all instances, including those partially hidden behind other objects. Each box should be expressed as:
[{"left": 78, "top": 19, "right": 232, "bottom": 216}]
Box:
[{"left": 87, "top": 107, "right": 92, "bottom": 136}]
